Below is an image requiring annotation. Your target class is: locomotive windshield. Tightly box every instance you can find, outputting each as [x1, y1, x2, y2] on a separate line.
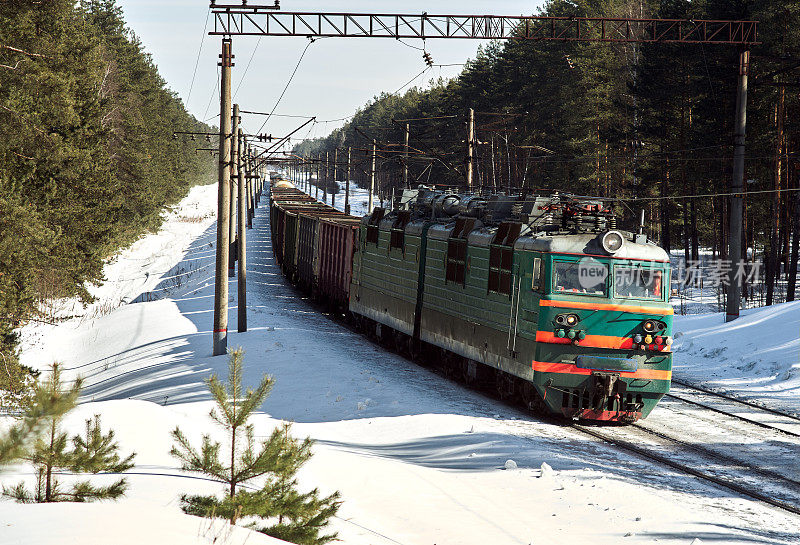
[552, 259, 608, 296]
[614, 265, 664, 300]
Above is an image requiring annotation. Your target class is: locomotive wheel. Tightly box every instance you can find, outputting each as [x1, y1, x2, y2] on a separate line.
[434, 347, 451, 374]
[496, 372, 516, 401]
[407, 338, 424, 364]
[521, 382, 548, 415]
[450, 357, 469, 383]
[393, 331, 410, 357]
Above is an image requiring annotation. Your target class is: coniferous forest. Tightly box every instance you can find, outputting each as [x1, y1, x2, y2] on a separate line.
[0, 1, 215, 401]
[295, 0, 800, 306]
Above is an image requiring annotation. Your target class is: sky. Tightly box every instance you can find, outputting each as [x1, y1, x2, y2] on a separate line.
[116, 1, 546, 148]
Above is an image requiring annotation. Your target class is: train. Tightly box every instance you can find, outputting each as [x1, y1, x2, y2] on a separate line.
[269, 181, 673, 422]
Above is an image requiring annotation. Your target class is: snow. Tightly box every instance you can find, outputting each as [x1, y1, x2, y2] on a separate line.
[3, 181, 800, 544]
[672, 301, 800, 416]
[290, 173, 378, 218]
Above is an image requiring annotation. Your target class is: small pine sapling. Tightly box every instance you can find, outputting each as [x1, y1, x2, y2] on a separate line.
[0, 365, 79, 466]
[2, 364, 135, 502]
[170, 348, 340, 545]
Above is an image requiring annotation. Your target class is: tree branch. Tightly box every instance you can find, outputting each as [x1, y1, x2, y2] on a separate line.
[1, 44, 49, 59]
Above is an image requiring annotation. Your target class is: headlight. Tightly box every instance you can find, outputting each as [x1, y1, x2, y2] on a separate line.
[642, 319, 666, 333]
[555, 313, 580, 326]
[601, 230, 625, 254]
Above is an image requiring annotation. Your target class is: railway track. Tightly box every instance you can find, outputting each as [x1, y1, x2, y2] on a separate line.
[319, 307, 800, 518]
[570, 420, 800, 516]
[274, 225, 800, 518]
[329, 310, 800, 517]
[668, 378, 800, 427]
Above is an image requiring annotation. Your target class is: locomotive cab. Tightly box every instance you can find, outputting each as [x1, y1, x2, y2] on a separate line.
[517, 232, 673, 421]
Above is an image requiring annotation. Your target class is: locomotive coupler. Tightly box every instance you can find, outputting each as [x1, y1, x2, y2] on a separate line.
[591, 372, 626, 412]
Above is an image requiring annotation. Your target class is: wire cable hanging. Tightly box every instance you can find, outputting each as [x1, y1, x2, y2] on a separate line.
[256, 38, 316, 135]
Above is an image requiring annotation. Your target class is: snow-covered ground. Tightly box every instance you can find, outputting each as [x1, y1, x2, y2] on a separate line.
[3, 181, 800, 544]
[294, 174, 378, 218]
[672, 302, 800, 417]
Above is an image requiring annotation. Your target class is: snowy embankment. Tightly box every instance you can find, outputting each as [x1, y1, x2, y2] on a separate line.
[2, 181, 799, 544]
[672, 302, 800, 416]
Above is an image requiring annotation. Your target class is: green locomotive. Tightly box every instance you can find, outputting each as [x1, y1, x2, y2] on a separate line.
[349, 189, 672, 422]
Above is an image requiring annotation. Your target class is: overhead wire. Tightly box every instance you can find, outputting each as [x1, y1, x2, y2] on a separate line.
[391, 66, 431, 96]
[202, 65, 220, 121]
[233, 36, 263, 99]
[186, 9, 210, 105]
[256, 38, 316, 135]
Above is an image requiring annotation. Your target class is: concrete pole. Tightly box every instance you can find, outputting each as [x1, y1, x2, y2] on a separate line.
[726, 49, 749, 322]
[323, 151, 329, 204]
[367, 140, 378, 214]
[332, 148, 338, 207]
[403, 123, 410, 188]
[252, 157, 258, 209]
[467, 108, 475, 191]
[345, 146, 351, 215]
[315, 154, 320, 200]
[369, 140, 376, 213]
[247, 143, 253, 228]
[229, 103, 240, 277]
[237, 128, 247, 332]
[254, 154, 260, 205]
[213, 38, 233, 357]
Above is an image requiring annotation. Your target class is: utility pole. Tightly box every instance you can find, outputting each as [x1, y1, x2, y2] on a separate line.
[246, 142, 253, 229]
[403, 123, 410, 188]
[466, 108, 475, 191]
[237, 127, 247, 332]
[255, 155, 261, 205]
[315, 153, 320, 200]
[213, 37, 233, 357]
[323, 151, 329, 204]
[332, 148, 338, 207]
[345, 146, 351, 215]
[369, 140, 376, 213]
[252, 156, 258, 210]
[726, 49, 750, 322]
[229, 103, 240, 278]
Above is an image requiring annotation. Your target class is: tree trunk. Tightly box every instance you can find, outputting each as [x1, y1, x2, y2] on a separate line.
[767, 87, 785, 305]
[45, 419, 55, 502]
[661, 155, 671, 252]
[787, 189, 799, 302]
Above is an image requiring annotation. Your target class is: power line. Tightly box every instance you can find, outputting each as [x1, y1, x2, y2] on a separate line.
[615, 187, 800, 202]
[397, 38, 424, 51]
[202, 65, 220, 122]
[256, 39, 315, 135]
[233, 36, 263, 99]
[392, 66, 431, 96]
[241, 111, 313, 119]
[186, 9, 210, 105]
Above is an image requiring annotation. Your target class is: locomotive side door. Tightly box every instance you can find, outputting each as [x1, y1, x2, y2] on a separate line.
[515, 250, 543, 338]
[507, 249, 542, 355]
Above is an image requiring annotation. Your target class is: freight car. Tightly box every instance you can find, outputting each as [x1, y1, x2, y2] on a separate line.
[269, 183, 672, 422]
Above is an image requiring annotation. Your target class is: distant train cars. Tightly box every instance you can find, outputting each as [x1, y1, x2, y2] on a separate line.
[269, 181, 672, 422]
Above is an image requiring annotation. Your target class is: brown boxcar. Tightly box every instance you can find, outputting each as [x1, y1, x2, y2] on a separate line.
[297, 214, 319, 292]
[289, 209, 345, 286]
[317, 216, 362, 310]
[276, 202, 343, 281]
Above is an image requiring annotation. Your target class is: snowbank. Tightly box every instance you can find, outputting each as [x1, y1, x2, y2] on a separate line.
[3, 182, 798, 545]
[673, 301, 800, 416]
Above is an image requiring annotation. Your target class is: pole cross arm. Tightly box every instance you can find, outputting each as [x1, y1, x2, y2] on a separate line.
[209, 8, 759, 45]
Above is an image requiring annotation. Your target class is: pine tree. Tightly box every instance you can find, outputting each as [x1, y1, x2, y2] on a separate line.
[2, 364, 135, 502]
[170, 348, 340, 545]
[0, 364, 79, 466]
